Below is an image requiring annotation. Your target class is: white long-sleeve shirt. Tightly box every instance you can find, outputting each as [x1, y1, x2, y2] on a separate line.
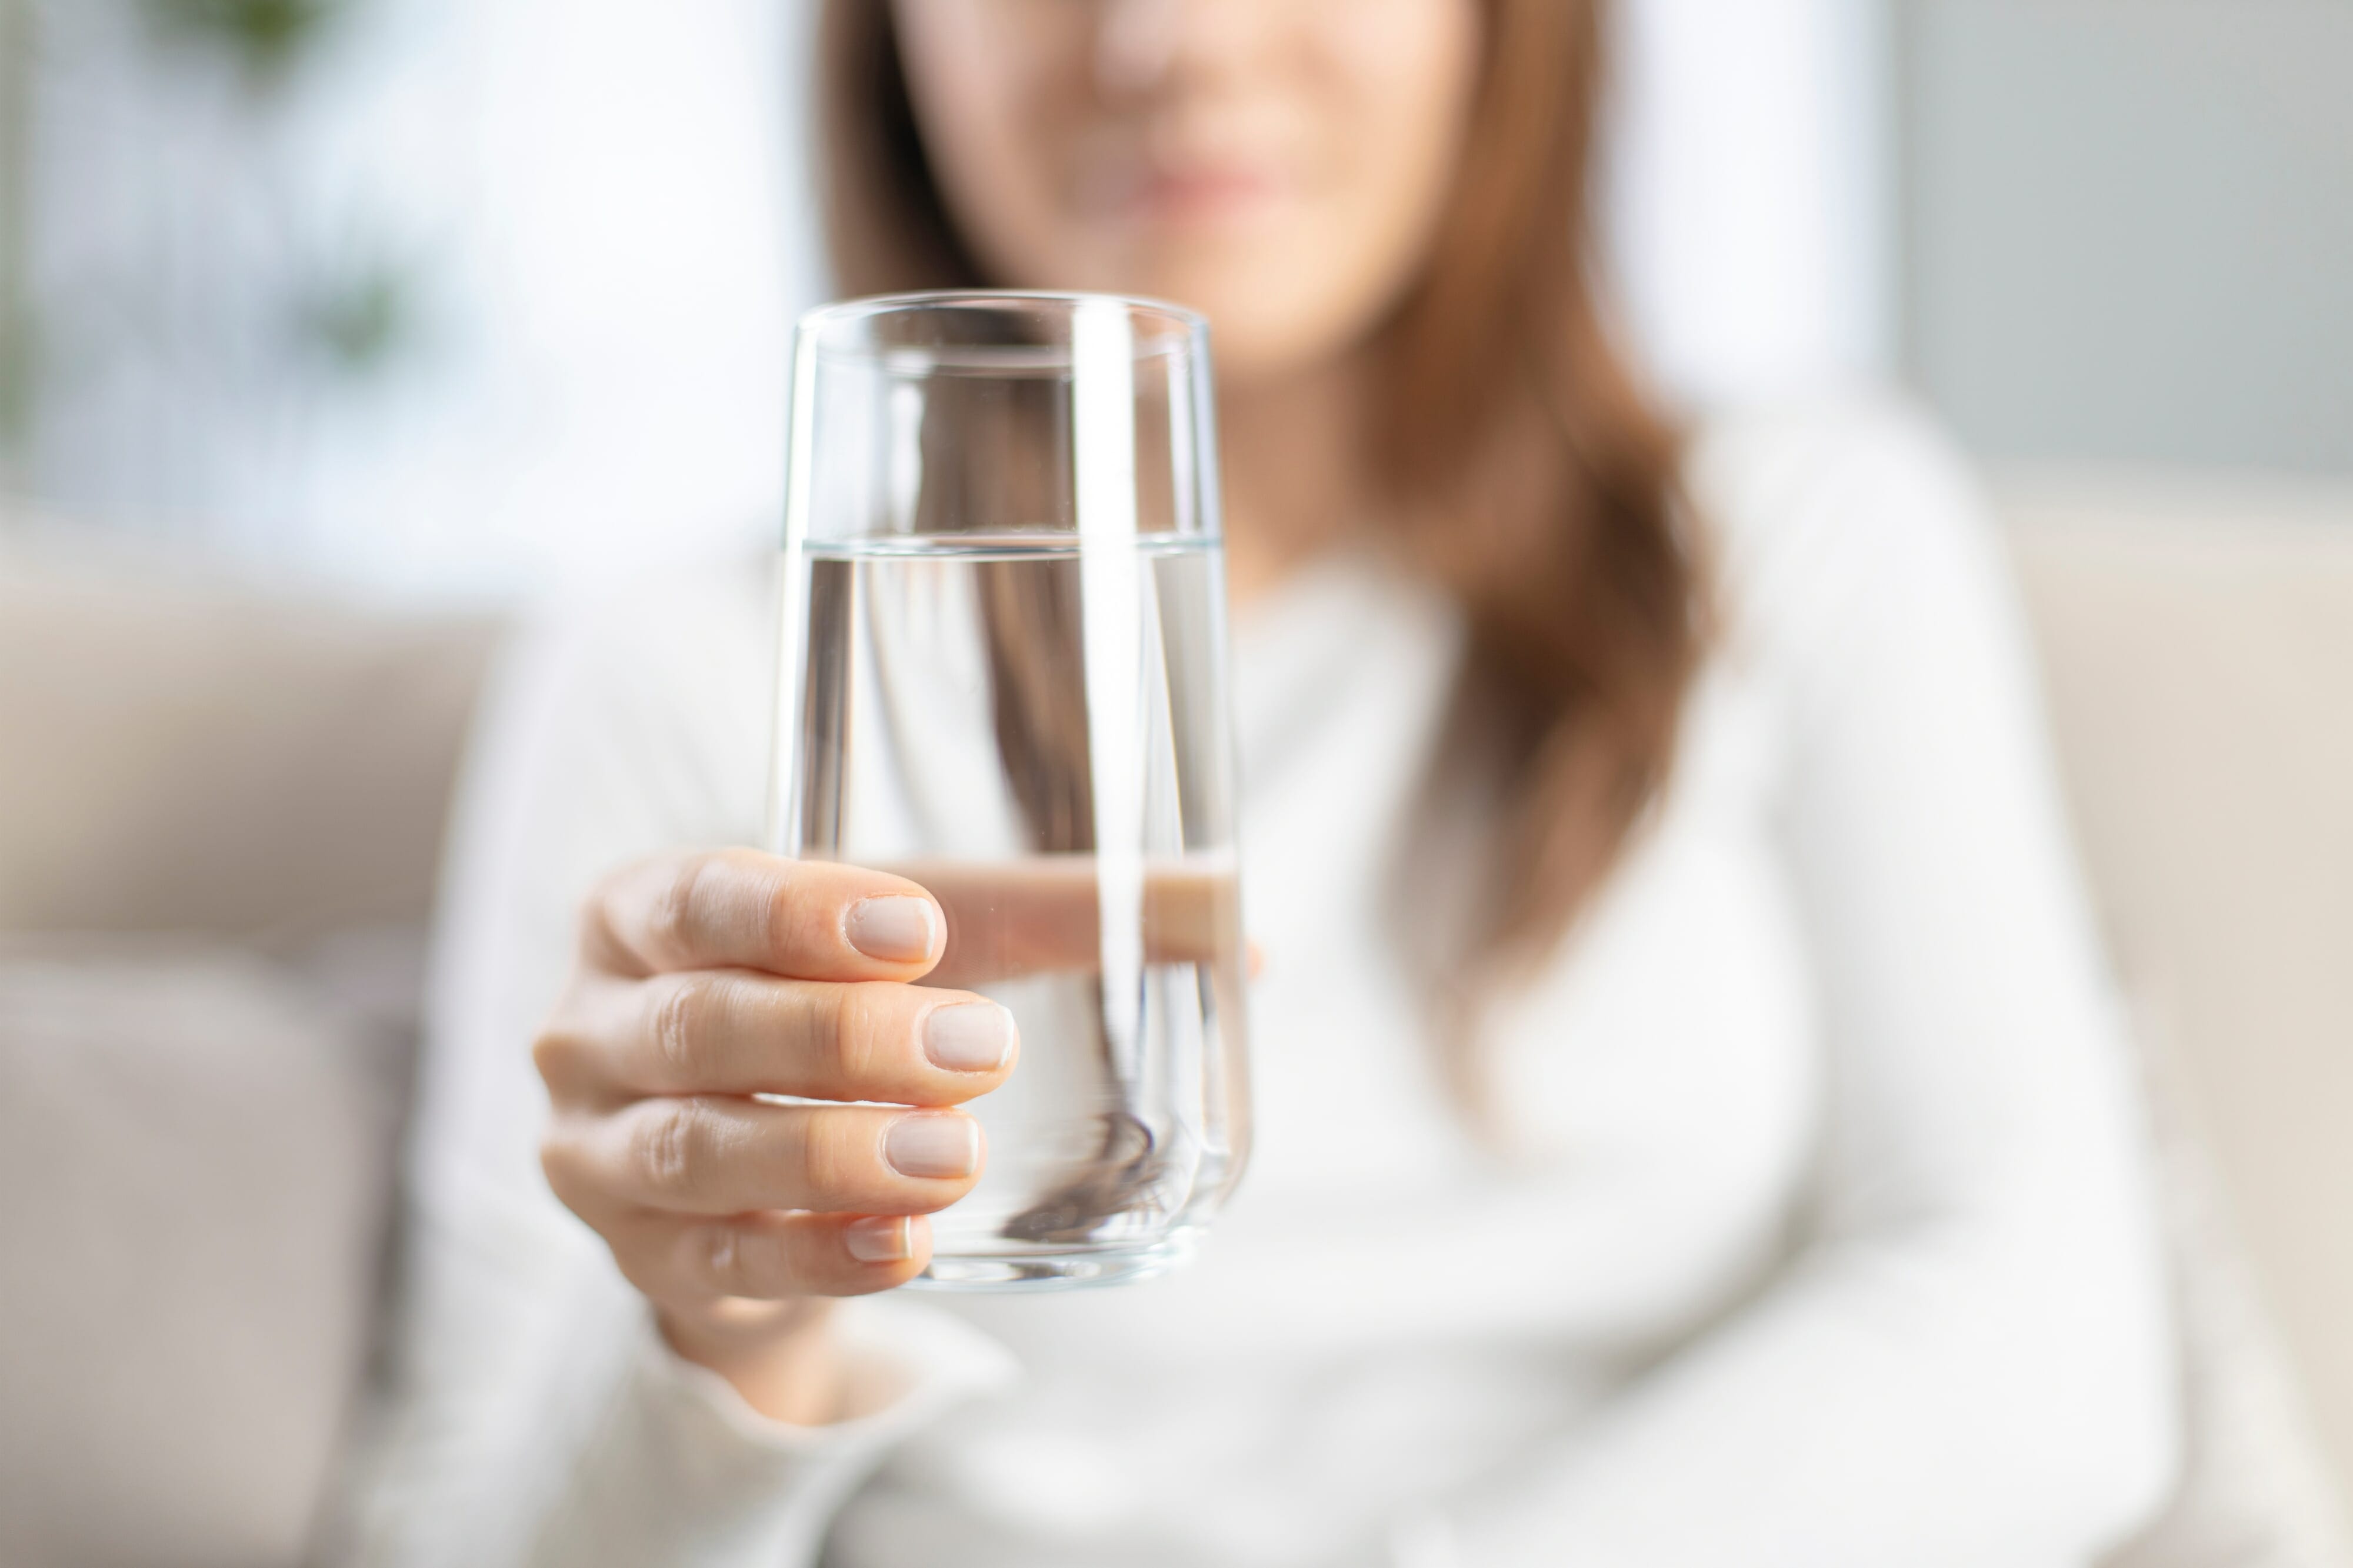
[350, 397, 2178, 1567]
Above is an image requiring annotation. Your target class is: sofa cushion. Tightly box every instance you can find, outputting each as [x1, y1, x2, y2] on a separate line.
[0, 525, 496, 936]
[2102, 1027, 2353, 1567]
[2007, 481, 2353, 1512]
[0, 937, 412, 1568]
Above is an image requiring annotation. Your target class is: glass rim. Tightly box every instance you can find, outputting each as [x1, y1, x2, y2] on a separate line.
[785, 287, 1222, 547]
[796, 288, 1209, 362]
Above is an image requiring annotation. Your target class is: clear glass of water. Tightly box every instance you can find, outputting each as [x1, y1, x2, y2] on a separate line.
[768, 291, 1251, 1290]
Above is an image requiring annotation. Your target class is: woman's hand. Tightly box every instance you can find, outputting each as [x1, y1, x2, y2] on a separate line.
[532, 848, 1017, 1424]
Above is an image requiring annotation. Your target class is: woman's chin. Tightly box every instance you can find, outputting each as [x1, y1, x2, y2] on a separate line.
[1109, 274, 1362, 381]
[1004, 231, 1381, 381]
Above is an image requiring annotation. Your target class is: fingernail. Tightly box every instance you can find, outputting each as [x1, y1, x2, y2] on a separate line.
[844, 1216, 914, 1264]
[924, 1001, 1015, 1073]
[885, 1115, 979, 1179]
[845, 896, 937, 963]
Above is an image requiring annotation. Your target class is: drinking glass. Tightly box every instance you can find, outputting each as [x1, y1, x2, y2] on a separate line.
[768, 291, 1251, 1290]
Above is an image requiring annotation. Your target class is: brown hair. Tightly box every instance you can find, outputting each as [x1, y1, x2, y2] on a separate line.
[816, 0, 1705, 1102]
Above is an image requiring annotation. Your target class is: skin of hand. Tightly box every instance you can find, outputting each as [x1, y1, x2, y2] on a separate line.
[533, 849, 1019, 1423]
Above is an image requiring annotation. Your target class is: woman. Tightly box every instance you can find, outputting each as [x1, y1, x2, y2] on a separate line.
[358, 2, 2177, 1563]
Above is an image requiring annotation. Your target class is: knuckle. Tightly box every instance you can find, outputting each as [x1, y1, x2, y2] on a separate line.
[648, 976, 713, 1086]
[539, 1125, 599, 1215]
[702, 1222, 792, 1299]
[581, 860, 658, 973]
[608, 1235, 673, 1300]
[531, 1005, 599, 1097]
[646, 855, 716, 961]
[759, 866, 806, 968]
[814, 986, 865, 1086]
[529, 1025, 571, 1087]
[537, 1135, 578, 1203]
[698, 1223, 751, 1297]
[635, 1102, 705, 1200]
[576, 875, 621, 950]
[796, 1115, 866, 1206]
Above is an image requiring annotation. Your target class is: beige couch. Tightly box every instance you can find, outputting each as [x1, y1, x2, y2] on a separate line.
[1, 482, 2348, 1565]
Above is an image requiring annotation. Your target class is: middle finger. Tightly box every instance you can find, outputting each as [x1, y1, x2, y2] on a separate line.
[550, 1097, 987, 1219]
[544, 971, 1018, 1107]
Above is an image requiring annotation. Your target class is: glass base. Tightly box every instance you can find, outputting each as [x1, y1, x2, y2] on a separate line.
[902, 1233, 1198, 1293]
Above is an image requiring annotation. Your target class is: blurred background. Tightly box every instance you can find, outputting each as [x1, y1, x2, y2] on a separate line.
[1, 3, 2349, 1564]
[4, 0, 2340, 594]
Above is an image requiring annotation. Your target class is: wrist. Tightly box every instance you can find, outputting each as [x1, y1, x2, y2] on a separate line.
[657, 1296, 847, 1426]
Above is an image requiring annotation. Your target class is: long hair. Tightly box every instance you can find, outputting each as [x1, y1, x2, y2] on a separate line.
[816, 0, 1705, 1107]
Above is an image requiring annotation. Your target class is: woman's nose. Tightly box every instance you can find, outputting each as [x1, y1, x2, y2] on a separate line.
[1094, 0, 1261, 99]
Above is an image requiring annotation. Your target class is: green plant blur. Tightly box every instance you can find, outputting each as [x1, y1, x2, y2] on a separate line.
[141, 0, 352, 86]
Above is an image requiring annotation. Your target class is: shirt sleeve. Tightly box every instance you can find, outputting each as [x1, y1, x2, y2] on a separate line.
[340, 575, 1015, 1568]
[524, 1302, 1016, 1568]
[1435, 401, 2181, 1567]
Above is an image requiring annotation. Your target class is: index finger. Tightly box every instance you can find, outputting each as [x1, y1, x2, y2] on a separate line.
[587, 848, 945, 982]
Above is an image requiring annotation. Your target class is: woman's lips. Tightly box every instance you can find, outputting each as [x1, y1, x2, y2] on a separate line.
[1139, 168, 1287, 221]
[1084, 162, 1292, 226]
